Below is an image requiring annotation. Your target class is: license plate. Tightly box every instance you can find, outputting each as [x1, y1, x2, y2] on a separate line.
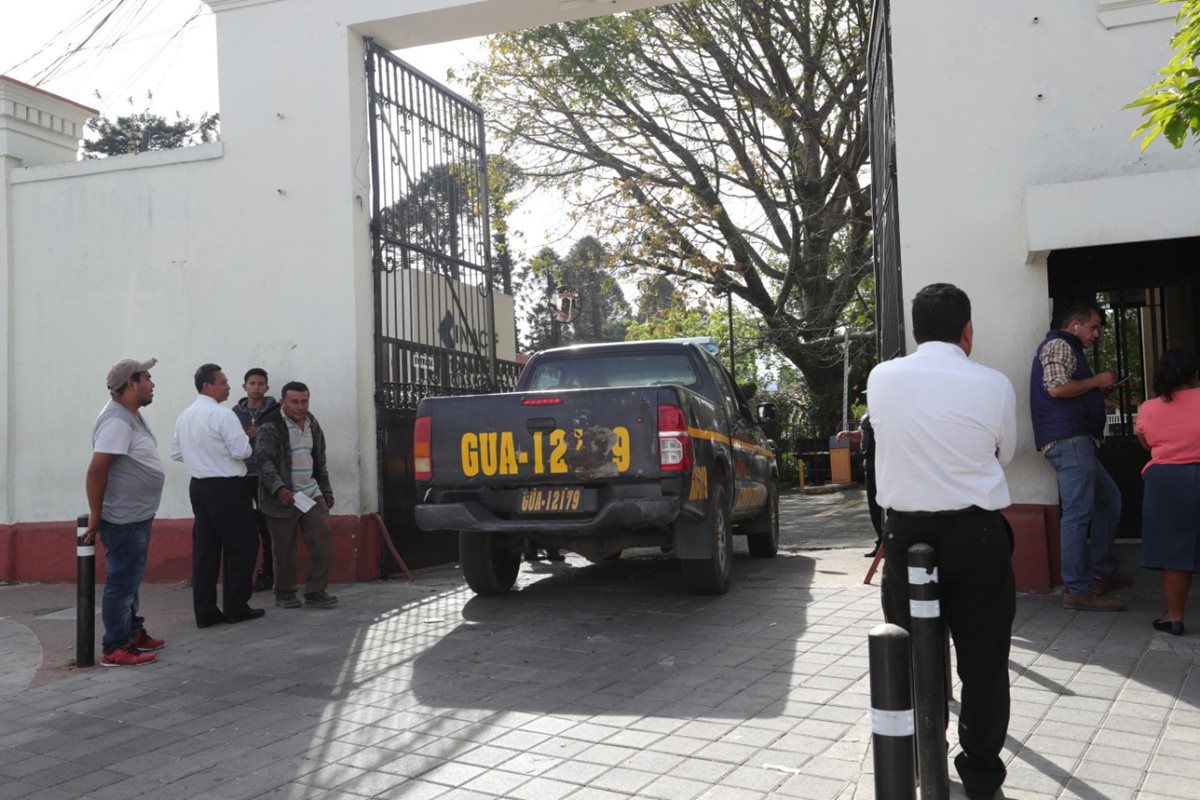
[519, 487, 583, 513]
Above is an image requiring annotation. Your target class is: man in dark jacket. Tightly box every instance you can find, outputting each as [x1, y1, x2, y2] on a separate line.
[232, 368, 279, 592]
[254, 381, 337, 609]
[1030, 300, 1125, 612]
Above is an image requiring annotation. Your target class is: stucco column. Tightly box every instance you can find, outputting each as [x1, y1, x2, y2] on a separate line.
[0, 151, 14, 523]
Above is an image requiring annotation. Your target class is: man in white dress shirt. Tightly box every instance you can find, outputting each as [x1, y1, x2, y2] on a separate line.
[172, 363, 264, 627]
[868, 283, 1017, 800]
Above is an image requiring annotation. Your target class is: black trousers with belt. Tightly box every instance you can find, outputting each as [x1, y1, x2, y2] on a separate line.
[189, 476, 258, 625]
[881, 506, 1015, 798]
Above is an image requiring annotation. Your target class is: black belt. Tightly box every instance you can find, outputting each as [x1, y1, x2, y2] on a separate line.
[889, 505, 983, 518]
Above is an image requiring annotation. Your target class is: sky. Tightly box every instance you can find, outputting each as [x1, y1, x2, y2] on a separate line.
[1, 1, 480, 120]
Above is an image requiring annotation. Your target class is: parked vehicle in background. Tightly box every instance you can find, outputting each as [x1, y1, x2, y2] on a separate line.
[414, 340, 779, 596]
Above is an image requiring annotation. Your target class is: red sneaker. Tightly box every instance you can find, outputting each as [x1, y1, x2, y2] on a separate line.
[100, 643, 157, 667]
[130, 629, 165, 652]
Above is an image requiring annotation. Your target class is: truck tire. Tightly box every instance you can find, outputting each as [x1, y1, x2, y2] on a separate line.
[746, 480, 780, 558]
[459, 532, 520, 595]
[681, 481, 733, 595]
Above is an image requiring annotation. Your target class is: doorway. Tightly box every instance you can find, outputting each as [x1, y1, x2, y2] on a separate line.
[1047, 235, 1200, 537]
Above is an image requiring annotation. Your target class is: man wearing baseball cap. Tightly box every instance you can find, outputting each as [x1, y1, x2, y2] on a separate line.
[84, 358, 167, 667]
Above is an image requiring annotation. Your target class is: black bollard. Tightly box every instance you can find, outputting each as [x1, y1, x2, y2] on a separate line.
[76, 514, 95, 668]
[908, 544, 948, 800]
[869, 623, 916, 800]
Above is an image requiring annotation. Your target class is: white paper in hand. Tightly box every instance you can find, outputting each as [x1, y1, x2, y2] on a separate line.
[293, 492, 317, 513]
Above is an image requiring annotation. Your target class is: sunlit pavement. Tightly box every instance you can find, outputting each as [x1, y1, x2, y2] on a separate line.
[0, 491, 1196, 800]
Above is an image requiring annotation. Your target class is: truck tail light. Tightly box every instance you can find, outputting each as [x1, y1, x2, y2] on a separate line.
[414, 416, 432, 480]
[657, 404, 692, 472]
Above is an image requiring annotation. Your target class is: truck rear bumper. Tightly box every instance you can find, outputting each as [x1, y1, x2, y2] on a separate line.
[415, 497, 680, 534]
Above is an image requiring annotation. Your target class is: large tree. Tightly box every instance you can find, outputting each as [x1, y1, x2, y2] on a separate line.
[471, 0, 872, 429]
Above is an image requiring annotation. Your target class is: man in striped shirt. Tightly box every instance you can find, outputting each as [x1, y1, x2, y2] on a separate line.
[253, 381, 337, 609]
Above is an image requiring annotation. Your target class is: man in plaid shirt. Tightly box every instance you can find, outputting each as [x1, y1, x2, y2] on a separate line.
[1029, 301, 1126, 611]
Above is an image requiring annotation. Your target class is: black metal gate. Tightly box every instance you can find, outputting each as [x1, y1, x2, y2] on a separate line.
[868, 0, 905, 362]
[365, 40, 520, 572]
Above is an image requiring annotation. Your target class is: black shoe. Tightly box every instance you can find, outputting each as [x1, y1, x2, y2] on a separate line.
[545, 550, 565, 562]
[864, 546, 880, 558]
[1153, 618, 1185, 636]
[196, 612, 229, 629]
[227, 608, 266, 623]
[253, 573, 274, 592]
[524, 550, 543, 563]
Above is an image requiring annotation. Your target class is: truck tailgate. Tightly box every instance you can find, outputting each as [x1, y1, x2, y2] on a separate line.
[420, 387, 662, 487]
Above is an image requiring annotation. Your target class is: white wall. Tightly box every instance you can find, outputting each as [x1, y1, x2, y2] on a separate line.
[888, 0, 1200, 504]
[1, 0, 674, 524]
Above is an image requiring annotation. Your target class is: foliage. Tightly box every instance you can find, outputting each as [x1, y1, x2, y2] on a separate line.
[635, 273, 679, 322]
[624, 293, 767, 386]
[83, 106, 219, 158]
[1127, 0, 1200, 149]
[557, 237, 632, 344]
[513, 237, 632, 352]
[488, 155, 523, 293]
[514, 247, 563, 353]
[471, 0, 874, 431]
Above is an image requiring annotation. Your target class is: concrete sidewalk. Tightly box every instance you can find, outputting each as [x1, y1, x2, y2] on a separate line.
[1, 498, 1197, 799]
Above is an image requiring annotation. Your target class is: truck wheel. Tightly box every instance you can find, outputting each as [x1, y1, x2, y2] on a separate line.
[747, 480, 780, 558]
[459, 532, 520, 595]
[682, 481, 732, 595]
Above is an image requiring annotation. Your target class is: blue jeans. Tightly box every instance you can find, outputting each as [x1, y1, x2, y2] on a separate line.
[1045, 436, 1121, 595]
[99, 518, 153, 654]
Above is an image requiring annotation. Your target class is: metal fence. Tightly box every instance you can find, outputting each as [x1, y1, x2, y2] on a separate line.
[869, 0, 905, 362]
[365, 40, 519, 570]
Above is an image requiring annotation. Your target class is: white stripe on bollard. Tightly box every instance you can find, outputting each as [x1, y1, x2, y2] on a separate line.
[910, 598, 940, 618]
[871, 707, 915, 737]
[77, 546, 96, 557]
[907, 566, 938, 585]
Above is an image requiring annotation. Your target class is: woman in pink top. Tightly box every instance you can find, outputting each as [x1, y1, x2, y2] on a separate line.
[1136, 348, 1200, 636]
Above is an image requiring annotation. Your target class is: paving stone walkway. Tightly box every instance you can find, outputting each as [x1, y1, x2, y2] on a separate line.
[0, 490, 1197, 799]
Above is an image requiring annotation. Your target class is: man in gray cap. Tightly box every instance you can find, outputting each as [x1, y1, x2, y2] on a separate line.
[84, 358, 167, 667]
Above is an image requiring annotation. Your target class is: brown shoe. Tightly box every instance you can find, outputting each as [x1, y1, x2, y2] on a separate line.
[1092, 573, 1134, 594]
[1062, 590, 1124, 611]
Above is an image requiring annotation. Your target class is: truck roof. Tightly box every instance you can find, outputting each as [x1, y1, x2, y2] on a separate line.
[532, 339, 710, 359]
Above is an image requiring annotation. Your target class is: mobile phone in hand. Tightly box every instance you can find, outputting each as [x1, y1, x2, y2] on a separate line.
[1114, 374, 1132, 387]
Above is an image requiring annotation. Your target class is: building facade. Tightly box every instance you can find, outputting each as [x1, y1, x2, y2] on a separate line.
[874, 0, 1200, 589]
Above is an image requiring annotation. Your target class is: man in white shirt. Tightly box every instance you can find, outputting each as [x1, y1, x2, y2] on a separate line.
[171, 363, 264, 627]
[868, 283, 1017, 800]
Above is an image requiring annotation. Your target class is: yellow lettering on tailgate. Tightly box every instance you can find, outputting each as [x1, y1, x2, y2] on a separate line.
[689, 466, 709, 501]
[499, 432, 518, 476]
[532, 431, 545, 474]
[461, 433, 479, 477]
[612, 426, 631, 472]
[479, 432, 499, 477]
[549, 430, 568, 474]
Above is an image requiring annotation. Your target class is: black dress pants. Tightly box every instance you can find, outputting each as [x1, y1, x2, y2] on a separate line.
[189, 477, 258, 625]
[881, 507, 1015, 798]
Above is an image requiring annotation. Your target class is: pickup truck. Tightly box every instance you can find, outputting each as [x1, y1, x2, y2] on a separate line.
[413, 339, 779, 596]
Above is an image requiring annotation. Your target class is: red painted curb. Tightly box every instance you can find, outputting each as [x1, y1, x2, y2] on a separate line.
[0, 516, 381, 584]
